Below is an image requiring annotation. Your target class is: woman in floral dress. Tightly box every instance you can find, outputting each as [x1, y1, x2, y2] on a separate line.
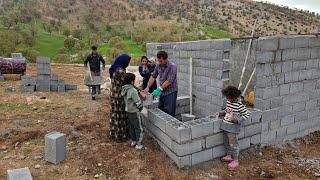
[109, 54, 131, 142]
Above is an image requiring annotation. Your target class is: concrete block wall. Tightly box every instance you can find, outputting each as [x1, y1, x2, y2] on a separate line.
[143, 96, 263, 168]
[145, 35, 320, 168]
[147, 40, 231, 117]
[254, 35, 320, 145]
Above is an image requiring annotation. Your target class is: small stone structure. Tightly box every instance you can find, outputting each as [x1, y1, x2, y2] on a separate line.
[145, 35, 320, 168]
[19, 57, 77, 93]
[45, 132, 67, 164]
[7, 167, 33, 180]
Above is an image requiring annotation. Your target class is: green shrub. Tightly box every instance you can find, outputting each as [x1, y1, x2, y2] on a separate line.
[16, 48, 39, 63]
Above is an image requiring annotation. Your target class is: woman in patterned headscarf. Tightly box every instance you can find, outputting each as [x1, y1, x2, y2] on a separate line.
[109, 54, 131, 142]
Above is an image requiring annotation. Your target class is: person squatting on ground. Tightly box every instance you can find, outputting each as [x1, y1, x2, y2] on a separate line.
[121, 73, 144, 150]
[84, 46, 106, 100]
[138, 56, 157, 93]
[214, 86, 250, 169]
[143, 51, 178, 117]
[109, 54, 131, 142]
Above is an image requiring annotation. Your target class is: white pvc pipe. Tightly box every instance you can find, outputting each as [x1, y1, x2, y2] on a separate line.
[238, 20, 257, 89]
[189, 57, 193, 115]
[242, 66, 256, 97]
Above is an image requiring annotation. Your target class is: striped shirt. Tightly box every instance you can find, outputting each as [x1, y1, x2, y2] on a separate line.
[220, 101, 250, 133]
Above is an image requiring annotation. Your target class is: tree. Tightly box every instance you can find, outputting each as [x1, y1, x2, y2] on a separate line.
[106, 36, 127, 62]
[0, 31, 19, 56]
[88, 33, 100, 47]
[64, 36, 76, 51]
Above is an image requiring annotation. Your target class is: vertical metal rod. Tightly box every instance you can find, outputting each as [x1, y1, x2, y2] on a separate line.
[189, 57, 193, 115]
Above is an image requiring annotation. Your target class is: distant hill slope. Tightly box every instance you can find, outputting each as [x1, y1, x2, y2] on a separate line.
[1, 0, 318, 37]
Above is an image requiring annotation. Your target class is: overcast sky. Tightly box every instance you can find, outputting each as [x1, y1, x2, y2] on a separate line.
[253, 0, 320, 14]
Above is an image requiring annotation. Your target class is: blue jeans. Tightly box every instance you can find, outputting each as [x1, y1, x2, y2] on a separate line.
[158, 91, 177, 117]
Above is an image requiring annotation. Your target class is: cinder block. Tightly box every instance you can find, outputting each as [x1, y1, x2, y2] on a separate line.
[191, 148, 213, 166]
[45, 132, 66, 164]
[257, 37, 279, 51]
[7, 167, 33, 180]
[306, 59, 319, 69]
[250, 109, 262, 123]
[51, 74, 59, 81]
[281, 61, 293, 73]
[206, 133, 223, 148]
[294, 37, 310, 48]
[283, 94, 309, 105]
[270, 119, 281, 129]
[306, 100, 318, 110]
[256, 76, 272, 88]
[58, 80, 66, 93]
[309, 37, 320, 47]
[212, 145, 226, 158]
[261, 109, 278, 122]
[294, 111, 308, 122]
[238, 128, 245, 139]
[187, 118, 214, 139]
[282, 49, 297, 61]
[292, 61, 307, 71]
[36, 56, 50, 64]
[279, 36, 295, 49]
[290, 82, 304, 94]
[299, 70, 313, 81]
[0, 76, 4, 82]
[276, 126, 287, 138]
[295, 48, 311, 60]
[256, 51, 275, 63]
[19, 85, 35, 93]
[270, 97, 283, 109]
[284, 71, 300, 83]
[36, 79, 51, 92]
[166, 122, 191, 143]
[281, 115, 294, 126]
[171, 139, 205, 156]
[286, 122, 300, 135]
[244, 123, 262, 137]
[250, 134, 261, 145]
[239, 137, 251, 150]
[261, 130, 276, 144]
[152, 134, 191, 168]
[212, 118, 222, 133]
[254, 98, 270, 111]
[278, 105, 293, 119]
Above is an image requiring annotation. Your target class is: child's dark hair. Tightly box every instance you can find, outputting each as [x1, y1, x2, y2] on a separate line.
[123, 73, 136, 85]
[157, 51, 168, 60]
[222, 86, 242, 100]
[141, 56, 148, 62]
[91, 45, 97, 51]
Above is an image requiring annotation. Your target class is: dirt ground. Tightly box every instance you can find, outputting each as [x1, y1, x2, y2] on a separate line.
[0, 64, 320, 180]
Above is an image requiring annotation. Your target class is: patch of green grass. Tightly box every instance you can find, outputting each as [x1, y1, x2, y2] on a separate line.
[202, 26, 236, 39]
[123, 39, 145, 57]
[98, 39, 145, 58]
[33, 32, 65, 59]
[0, 103, 30, 109]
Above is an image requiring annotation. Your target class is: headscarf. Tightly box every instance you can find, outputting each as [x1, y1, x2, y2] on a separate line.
[109, 54, 131, 78]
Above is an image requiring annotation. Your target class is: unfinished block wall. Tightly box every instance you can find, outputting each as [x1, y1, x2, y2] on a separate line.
[147, 40, 231, 117]
[145, 35, 320, 168]
[254, 36, 320, 144]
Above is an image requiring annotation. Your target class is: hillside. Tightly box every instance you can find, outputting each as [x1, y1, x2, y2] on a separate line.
[0, 0, 319, 63]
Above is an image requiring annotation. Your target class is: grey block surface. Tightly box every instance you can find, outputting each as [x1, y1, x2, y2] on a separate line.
[0, 76, 5, 82]
[7, 167, 33, 180]
[45, 132, 66, 164]
[65, 84, 77, 91]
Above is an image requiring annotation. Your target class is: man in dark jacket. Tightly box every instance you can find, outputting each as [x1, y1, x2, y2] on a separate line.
[84, 46, 105, 100]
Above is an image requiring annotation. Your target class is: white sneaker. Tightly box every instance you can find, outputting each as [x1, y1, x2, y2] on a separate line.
[131, 141, 137, 147]
[135, 144, 144, 150]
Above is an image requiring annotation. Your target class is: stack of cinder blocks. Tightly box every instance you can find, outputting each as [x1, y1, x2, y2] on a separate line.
[147, 39, 231, 117]
[143, 96, 262, 168]
[254, 36, 320, 145]
[18, 57, 77, 93]
[36, 57, 51, 92]
[7, 167, 33, 180]
[19, 75, 36, 93]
